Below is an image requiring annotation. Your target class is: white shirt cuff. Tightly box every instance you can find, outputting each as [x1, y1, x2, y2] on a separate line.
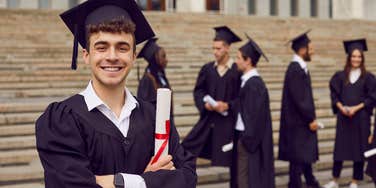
[120, 173, 147, 188]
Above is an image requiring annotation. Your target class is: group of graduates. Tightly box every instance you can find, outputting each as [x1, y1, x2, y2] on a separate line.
[137, 23, 376, 188]
[34, 0, 376, 188]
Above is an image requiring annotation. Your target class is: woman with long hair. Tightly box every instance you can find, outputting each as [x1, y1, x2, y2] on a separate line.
[324, 39, 376, 188]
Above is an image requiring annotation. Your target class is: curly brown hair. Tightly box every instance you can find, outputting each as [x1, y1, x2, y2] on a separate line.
[86, 16, 136, 53]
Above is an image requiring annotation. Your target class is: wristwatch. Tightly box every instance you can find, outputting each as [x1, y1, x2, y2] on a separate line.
[114, 173, 124, 188]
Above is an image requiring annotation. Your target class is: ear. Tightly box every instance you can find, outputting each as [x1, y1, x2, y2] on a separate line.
[83, 49, 90, 65]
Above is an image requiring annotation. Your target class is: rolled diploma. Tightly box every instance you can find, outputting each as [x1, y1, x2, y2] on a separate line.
[154, 88, 171, 160]
[203, 95, 228, 116]
[364, 148, 376, 158]
[317, 121, 325, 129]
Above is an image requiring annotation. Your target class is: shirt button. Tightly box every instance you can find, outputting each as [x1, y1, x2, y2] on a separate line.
[123, 139, 130, 145]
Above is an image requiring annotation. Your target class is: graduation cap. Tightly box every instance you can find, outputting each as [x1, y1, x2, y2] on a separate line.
[288, 29, 311, 52]
[137, 38, 161, 63]
[239, 33, 269, 65]
[60, 0, 155, 70]
[343, 38, 368, 54]
[213, 26, 242, 45]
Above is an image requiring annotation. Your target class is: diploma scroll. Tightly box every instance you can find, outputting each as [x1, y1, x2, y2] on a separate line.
[152, 88, 171, 164]
[203, 95, 228, 116]
[364, 148, 376, 158]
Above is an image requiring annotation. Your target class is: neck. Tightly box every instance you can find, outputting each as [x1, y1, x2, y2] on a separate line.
[91, 79, 125, 117]
[218, 54, 230, 65]
[351, 67, 360, 71]
[243, 66, 254, 74]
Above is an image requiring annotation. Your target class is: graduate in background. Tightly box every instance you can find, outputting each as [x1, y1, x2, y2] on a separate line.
[35, 1, 197, 188]
[365, 115, 376, 186]
[137, 38, 171, 103]
[278, 30, 321, 188]
[231, 34, 275, 188]
[182, 26, 241, 168]
[324, 39, 376, 188]
[136, 38, 175, 126]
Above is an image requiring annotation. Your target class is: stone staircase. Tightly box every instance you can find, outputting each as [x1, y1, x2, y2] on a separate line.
[0, 9, 375, 187]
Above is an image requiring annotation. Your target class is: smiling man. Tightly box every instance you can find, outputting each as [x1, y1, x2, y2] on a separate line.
[35, 0, 196, 188]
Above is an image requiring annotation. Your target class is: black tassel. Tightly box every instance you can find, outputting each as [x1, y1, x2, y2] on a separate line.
[71, 24, 78, 70]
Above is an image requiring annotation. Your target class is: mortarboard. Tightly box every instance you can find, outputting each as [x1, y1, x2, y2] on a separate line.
[213, 26, 242, 45]
[343, 38, 367, 54]
[60, 0, 155, 69]
[239, 33, 268, 65]
[288, 29, 311, 52]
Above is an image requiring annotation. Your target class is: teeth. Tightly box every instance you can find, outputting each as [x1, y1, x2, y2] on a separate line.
[103, 67, 121, 72]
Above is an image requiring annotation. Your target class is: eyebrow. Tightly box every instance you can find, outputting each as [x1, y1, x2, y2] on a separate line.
[93, 41, 131, 47]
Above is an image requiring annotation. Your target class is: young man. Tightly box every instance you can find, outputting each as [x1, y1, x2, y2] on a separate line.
[35, 1, 197, 188]
[232, 35, 275, 188]
[278, 30, 321, 188]
[182, 26, 241, 169]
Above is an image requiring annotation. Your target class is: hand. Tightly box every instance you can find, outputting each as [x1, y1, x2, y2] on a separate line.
[95, 175, 115, 188]
[309, 120, 318, 132]
[347, 106, 358, 117]
[339, 106, 350, 116]
[144, 155, 175, 173]
[369, 135, 374, 144]
[214, 101, 229, 113]
[204, 102, 214, 111]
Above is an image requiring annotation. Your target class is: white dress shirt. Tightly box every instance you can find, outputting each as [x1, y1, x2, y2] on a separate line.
[350, 68, 361, 84]
[235, 69, 260, 131]
[292, 54, 308, 74]
[80, 81, 146, 188]
[214, 57, 234, 76]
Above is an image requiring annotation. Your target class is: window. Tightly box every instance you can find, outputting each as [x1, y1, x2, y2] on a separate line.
[38, 0, 51, 9]
[7, 0, 19, 8]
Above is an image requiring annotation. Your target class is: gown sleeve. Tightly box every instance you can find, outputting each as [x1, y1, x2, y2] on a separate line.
[137, 75, 157, 103]
[193, 65, 208, 114]
[329, 71, 342, 114]
[363, 73, 376, 114]
[36, 102, 101, 188]
[240, 83, 268, 153]
[286, 65, 316, 125]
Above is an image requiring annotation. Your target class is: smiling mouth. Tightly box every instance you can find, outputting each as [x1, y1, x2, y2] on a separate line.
[100, 66, 124, 72]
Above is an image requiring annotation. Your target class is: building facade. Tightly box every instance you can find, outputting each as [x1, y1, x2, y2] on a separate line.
[0, 0, 376, 20]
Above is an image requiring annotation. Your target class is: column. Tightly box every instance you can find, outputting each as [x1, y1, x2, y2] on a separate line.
[317, 0, 329, 18]
[278, 0, 290, 17]
[298, 0, 310, 17]
[256, 0, 270, 16]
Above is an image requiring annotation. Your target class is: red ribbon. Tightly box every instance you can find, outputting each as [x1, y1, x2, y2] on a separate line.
[152, 120, 170, 164]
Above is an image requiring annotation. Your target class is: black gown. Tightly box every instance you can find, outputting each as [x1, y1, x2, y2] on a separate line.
[36, 94, 196, 188]
[137, 70, 171, 103]
[329, 71, 375, 161]
[278, 62, 319, 163]
[182, 61, 241, 166]
[366, 114, 376, 180]
[232, 76, 275, 188]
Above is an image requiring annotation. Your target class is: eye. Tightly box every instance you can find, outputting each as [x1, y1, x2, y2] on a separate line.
[95, 45, 107, 52]
[119, 45, 130, 52]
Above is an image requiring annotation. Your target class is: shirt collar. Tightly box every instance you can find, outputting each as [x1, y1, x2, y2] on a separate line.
[241, 68, 259, 83]
[214, 57, 234, 68]
[80, 81, 138, 112]
[292, 54, 307, 71]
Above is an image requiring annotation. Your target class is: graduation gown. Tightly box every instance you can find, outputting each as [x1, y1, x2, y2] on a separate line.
[233, 76, 275, 188]
[278, 62, 319, 163]
[36, 94, 196, 188]
[137, 70, 175, 126]
[182, 61, 241, 166]
[329, 71, 375, 161]
[137, 71, 171, 103]
[366, 115, 376, 180]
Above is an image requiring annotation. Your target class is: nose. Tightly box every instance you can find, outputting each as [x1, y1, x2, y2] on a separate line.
[106, 47, 118, 62]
